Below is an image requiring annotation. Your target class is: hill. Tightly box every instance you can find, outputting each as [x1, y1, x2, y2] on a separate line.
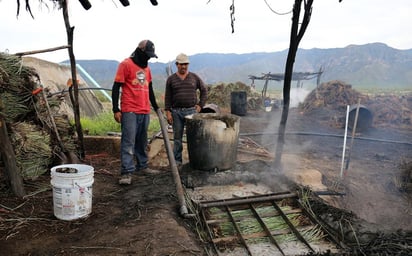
[69, 43, 412, 91]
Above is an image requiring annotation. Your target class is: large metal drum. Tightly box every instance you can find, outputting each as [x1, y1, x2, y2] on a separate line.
[185, 113, 240, 171]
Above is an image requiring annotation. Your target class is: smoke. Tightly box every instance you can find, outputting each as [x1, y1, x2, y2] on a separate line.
[290, 87, 311, 108]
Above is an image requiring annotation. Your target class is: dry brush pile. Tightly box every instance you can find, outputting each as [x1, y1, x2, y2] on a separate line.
[206, 81, 262, 111]
[301, 80, 412, 130]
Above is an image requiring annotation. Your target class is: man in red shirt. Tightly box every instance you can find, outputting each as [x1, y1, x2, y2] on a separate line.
[112, 39, 160, 185]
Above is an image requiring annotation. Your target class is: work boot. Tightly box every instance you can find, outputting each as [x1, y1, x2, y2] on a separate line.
[118, 173, 132, 185]
[140, 168, 161, 175]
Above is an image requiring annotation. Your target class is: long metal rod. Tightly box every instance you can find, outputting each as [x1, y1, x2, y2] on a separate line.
[271, 201, 315, 252]
[48, 87, 112, 97]
[345, 100, 361, 171]
[225, 205, 253, 256]
[156, 109, 193, 218]
[250, 204, 285, 256]
[340, 105, 350, 178]
[198, 192, 297, 208]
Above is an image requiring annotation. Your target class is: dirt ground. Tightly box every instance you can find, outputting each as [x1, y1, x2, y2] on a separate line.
[1, 106, 411, 255]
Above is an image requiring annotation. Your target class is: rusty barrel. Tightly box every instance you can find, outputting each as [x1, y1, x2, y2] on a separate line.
[185, 113, 240, 171]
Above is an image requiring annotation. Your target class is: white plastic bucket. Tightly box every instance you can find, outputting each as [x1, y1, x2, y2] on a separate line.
[50, 164, 94, 221]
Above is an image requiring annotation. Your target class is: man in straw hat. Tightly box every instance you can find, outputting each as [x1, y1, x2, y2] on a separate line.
[164, 53, 208, 168]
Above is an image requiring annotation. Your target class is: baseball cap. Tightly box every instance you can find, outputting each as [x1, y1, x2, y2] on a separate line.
[138, 40, 158, 58]
[176, 53, 190, 64]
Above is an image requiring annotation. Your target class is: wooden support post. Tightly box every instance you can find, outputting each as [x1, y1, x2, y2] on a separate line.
[0, 115, 26, 197]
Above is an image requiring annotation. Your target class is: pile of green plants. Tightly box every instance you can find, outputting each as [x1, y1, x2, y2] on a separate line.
[0, 53, 84, 180]
[0, 53, 54, 179]
[207, 82, 261, 110]
[208, 204, 325, 245]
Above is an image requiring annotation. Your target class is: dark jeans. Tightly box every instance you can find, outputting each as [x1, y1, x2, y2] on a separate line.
[120, 112, 150, 174]
[171, 107, 196, 164]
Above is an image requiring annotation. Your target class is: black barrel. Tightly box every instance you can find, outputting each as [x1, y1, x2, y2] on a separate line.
[231, 91, 247, 116]
[185, 113, 240, 171]
[348, 104, 373, 132]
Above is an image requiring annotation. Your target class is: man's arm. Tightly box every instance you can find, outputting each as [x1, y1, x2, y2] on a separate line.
[197, 76, 208, 108]
[164, 78, 173, 124]
[112, 81, 122, 123]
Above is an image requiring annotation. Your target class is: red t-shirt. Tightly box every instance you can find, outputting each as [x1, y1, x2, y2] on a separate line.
[114, 58, 152, 114]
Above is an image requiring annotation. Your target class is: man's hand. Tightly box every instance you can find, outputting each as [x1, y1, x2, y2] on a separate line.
[195, 105, 201, 113]
[166, 110, 173, 125]
[114, 112, 122, 123]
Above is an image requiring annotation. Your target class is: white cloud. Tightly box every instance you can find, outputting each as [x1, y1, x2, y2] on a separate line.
[0, 0, 411, 63]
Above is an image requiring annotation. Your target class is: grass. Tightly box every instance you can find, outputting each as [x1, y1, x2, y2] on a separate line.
[80, 111, 161, 137]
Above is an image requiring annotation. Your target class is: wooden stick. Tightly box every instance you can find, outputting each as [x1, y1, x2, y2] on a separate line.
[14, 45, 71, 57]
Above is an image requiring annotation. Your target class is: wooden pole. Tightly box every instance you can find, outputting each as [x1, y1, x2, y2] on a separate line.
[62, 0, 85, 159]
[14, 45, 70, 57]
[0, 113, 26, 197]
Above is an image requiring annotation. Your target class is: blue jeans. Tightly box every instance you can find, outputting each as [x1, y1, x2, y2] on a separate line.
[171, 107, 196, 164]
[120, 112, 150, 174]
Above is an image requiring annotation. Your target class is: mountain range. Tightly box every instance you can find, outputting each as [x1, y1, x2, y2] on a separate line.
[70, 43, 412, 91]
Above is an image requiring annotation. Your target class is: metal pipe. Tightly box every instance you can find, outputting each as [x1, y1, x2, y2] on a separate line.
[155, 109, 194, 218]
[313, 190, 346, 196]
[198, 192, 297, 208]
[345, 100, 361, 171]
[47, 87, 112, 97]
[75, 64, 112, 102]
[340, 105, 350, 177]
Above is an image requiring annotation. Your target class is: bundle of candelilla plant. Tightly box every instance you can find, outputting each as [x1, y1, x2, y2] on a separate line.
[1, 53, 56, 180]
[0, 53, 38, 123]
[10, 122, 53, 180]
[208, 204, 326, 244]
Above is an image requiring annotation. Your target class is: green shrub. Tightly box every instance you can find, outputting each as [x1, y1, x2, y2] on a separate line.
[80, 111, 120, 135]
[80, 111, 161, 137]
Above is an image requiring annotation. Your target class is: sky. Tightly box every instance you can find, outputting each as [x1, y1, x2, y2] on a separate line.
[0, 0, 411, 64]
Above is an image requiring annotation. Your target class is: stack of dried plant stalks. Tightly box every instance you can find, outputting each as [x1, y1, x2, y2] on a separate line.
[207, 82, 261, 111]
[0, 53, 76, 180]
[301, 80, 412, 129]
[301, 80, 368, 113]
